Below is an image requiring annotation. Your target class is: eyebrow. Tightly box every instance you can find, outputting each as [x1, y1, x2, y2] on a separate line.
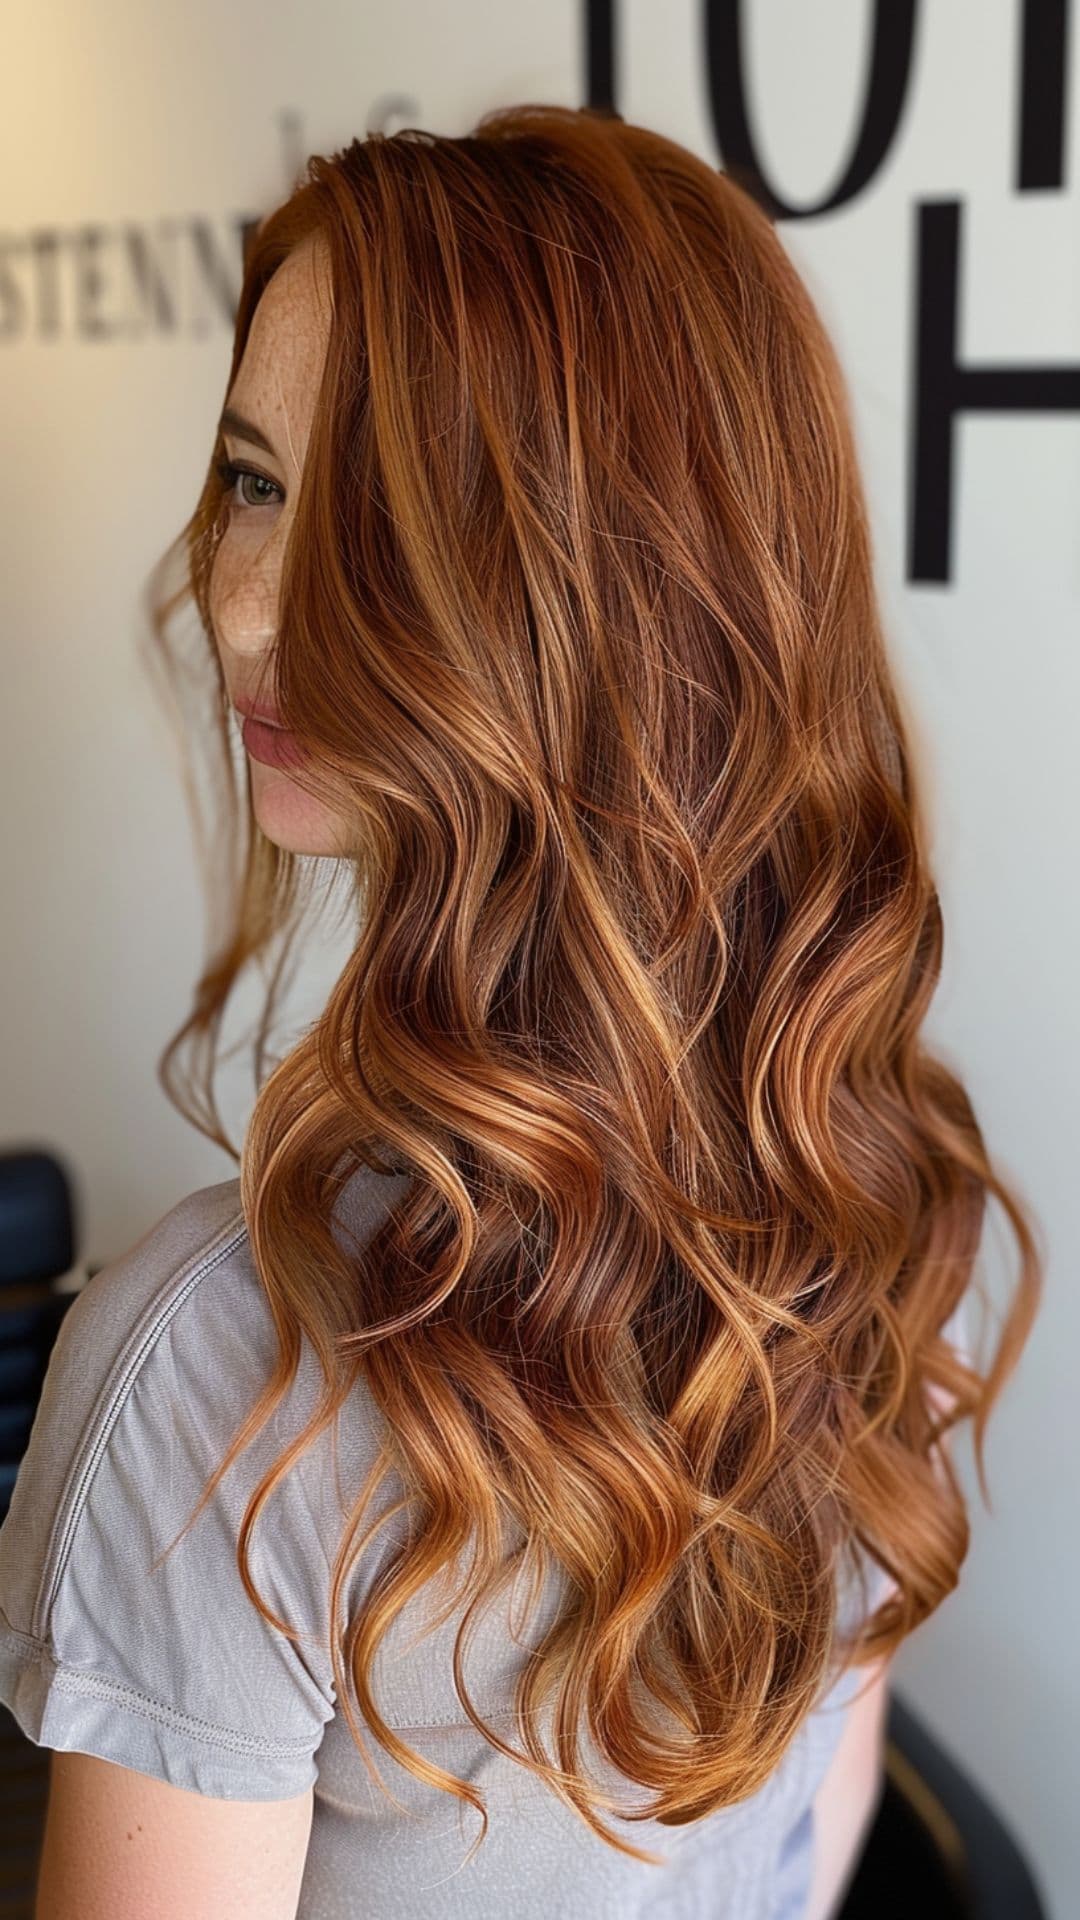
[218, 406, 278, 457]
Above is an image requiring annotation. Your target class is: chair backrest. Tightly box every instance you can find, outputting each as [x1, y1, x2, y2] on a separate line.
[0, 1149, 78, 1524]
[839, 1688, 1048, 1919]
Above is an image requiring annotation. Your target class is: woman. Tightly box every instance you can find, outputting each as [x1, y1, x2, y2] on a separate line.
[0, 105, 1041, 1918]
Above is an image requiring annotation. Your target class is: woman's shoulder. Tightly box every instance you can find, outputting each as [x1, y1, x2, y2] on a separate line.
[0, 1180, 249, 1639]
[0, 1175, 358, 1794]
[24, 1163, 413, 1520]
[34, 1159, 414, 1474]
[52, 1177, 252, 1420]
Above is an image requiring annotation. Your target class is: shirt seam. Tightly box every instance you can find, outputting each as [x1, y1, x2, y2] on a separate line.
[33, 1208, 250, 1645]
[0, 1619, 317, 1758]
[2, 1615, 529, 1740]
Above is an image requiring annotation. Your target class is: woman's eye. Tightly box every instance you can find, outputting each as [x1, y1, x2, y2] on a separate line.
[213, 457, 284, 510]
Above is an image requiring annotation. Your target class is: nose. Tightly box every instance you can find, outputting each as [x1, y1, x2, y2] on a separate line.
[209, 535, 280, 662]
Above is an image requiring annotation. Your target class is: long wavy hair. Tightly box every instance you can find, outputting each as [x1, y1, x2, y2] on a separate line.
[143, 103, 1042, 1863]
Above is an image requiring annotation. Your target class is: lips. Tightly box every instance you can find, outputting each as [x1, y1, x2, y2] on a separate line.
[240, 711, 308, 771]
[232, 693, 307, 769]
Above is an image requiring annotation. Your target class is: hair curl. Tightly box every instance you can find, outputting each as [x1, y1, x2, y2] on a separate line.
[143, 103, 1043, 1865]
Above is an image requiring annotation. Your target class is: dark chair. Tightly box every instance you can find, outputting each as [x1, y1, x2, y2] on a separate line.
[839, 1689, 1048, 1919]
[0, 1149, 79, 1525]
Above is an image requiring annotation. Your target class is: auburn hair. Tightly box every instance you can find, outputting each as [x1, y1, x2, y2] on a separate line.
[143, 103, 1042, 1864]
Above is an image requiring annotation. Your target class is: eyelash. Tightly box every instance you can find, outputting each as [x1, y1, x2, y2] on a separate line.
[213, 456, 284, 509]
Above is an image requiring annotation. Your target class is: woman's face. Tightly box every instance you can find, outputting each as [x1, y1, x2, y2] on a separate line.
[210, 230, 349, 856]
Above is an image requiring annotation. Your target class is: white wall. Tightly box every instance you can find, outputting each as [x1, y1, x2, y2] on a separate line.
[2, 2, 1075, 1910]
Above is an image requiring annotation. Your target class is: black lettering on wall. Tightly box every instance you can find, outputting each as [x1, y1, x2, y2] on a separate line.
[584, 0, 923, 202]
[0, 244, 27, 341]
[187, 219, 246, 330]
[34, 234, 64, 336]
[0, 219, 246, 342]
[909, 199, 1080, 582]
[584, 0, 617, 112]
[1017, 0, 1071, 189]
[702, 0, 920, 218]
[125, 226, 182, 333]
[73, 227, 112, 338]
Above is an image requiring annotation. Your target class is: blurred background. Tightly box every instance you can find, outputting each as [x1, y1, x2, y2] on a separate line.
[0, 2, 1075, 1912]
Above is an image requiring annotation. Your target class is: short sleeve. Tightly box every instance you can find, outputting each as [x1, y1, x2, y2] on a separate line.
[0, 1181, 341, 1800]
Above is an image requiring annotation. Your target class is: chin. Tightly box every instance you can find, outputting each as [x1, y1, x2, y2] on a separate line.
[249, 762, 351, 856]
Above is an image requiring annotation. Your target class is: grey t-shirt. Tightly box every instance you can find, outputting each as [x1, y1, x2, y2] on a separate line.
[0, 1165, 927, 1918]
